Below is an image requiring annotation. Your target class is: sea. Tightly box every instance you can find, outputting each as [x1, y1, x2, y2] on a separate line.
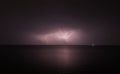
[0, 45, 120, 74]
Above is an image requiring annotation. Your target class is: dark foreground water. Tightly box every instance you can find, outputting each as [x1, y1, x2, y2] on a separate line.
[0, 45, 120, 74]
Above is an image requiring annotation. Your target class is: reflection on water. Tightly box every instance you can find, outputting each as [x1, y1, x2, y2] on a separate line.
[21, 46, 91, 71]
[40, 47, 74, 67]
[0, 45, 119, 73]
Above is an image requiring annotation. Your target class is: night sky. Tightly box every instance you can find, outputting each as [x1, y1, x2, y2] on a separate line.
[0, 0, 120, 45]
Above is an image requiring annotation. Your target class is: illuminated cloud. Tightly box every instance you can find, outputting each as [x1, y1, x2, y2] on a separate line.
[33, 29, 82, 45]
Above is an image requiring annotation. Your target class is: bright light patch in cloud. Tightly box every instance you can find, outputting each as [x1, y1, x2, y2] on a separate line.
[33, 29, 83, 45]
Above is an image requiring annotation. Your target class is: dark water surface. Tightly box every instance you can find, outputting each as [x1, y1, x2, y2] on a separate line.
[0, 45, 120, 74]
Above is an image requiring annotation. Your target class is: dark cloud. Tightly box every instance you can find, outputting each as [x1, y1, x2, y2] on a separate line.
[0, 0, 120, 45]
